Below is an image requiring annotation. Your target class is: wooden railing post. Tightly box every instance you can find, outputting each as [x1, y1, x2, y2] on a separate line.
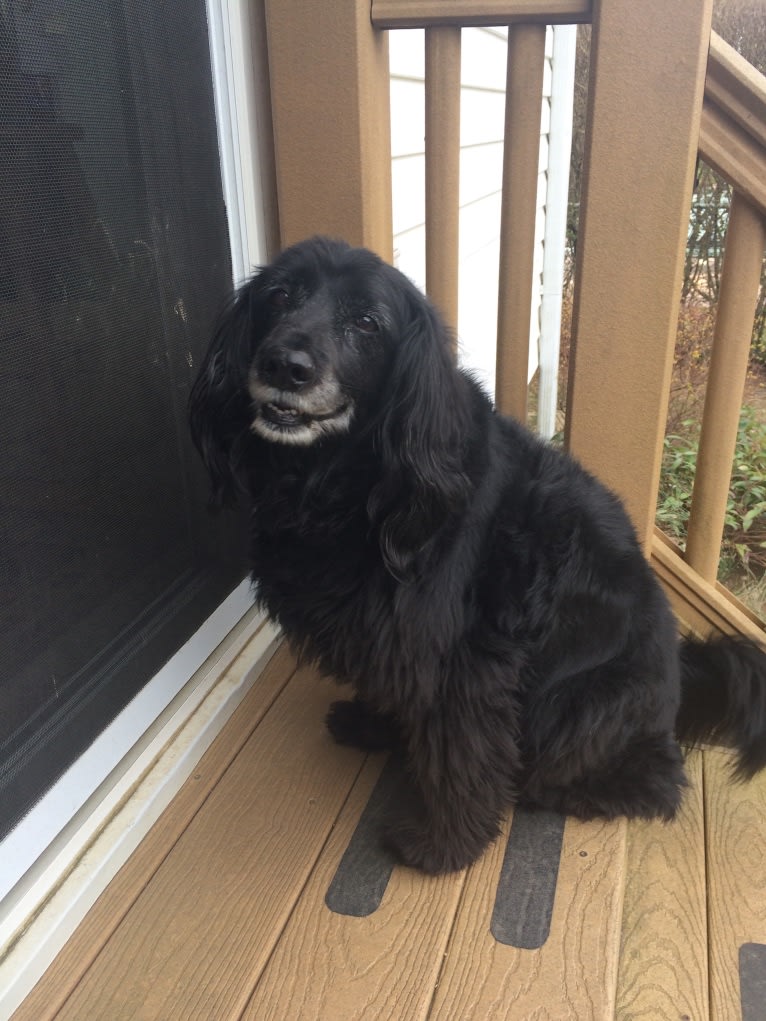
[565, 0, 713, 547]
[424, 27, 462, 335]
[264, 0, 393, 261]
[495, 24, 547, 422]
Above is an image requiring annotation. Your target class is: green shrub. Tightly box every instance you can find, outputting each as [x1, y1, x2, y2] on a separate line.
[657, 404, 766, 580]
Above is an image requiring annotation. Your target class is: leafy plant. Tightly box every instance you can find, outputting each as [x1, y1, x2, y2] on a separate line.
[657, 405, 766, 583]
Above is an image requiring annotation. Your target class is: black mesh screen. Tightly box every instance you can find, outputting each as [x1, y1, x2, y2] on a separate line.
[0, 0, 248, 838]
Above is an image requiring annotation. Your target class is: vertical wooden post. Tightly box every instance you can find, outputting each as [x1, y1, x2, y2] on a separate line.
[495, 24, 547, 421]
[565, 0, 713, 547]
[264, 0, 393, 262]
[425, 27, 462, 335]
[684, 193, 766, 581]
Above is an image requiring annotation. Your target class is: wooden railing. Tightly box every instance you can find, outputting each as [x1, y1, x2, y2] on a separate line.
[655, 32, 766, 641]
[264, 0, 766, 640]
[687, 37, 766, 581]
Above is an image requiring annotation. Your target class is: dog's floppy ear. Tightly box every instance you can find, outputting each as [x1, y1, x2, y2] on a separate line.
[370, 287, 474, 578]
[188, 285, 256, 507]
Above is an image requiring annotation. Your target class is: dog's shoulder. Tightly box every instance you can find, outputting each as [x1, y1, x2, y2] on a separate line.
[485, 410, 643, 564]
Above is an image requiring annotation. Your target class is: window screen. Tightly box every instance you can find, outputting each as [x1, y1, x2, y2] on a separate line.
[0, 0, 247, 839]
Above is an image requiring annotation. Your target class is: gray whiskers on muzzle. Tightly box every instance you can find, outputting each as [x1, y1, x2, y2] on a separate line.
[247, 372, 354, 446]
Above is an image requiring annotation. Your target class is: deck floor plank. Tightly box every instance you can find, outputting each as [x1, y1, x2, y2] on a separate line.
[241, 754, 467, 1021]
[705, 747, 766, 1021]
[10, 639, 296, 1021]
[428, 813, 627, 1020]
[50, 662, 366, 1021]
[614, 749, 709, 1021]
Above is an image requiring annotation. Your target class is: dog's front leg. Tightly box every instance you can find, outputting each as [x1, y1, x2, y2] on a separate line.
[386, 706, 518, 875]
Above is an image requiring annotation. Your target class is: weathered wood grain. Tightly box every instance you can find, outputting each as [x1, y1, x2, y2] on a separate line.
[428, 813, 627, 1020]
[50, 662, 366, 1021]
[615, 750, 708, 1021]
[241, 754, 466, 1021]
[705, 747, 766, 1021]
[11, 639, 295, 1021]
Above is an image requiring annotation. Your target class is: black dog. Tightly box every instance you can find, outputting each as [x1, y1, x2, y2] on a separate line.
[190, 236, 766, 874]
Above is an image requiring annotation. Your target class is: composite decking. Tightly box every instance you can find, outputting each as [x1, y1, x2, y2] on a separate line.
[12, 638, 766, 1020]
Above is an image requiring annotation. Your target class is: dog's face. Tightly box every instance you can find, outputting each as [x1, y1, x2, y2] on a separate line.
[244, 238, 403, 446]
[190, 236, 470, 558]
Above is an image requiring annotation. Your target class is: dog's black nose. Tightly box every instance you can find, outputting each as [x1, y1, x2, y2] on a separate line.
[259, 347, 316, 391]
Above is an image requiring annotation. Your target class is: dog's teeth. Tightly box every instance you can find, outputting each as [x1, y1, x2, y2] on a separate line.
[263, 403, 302, 426]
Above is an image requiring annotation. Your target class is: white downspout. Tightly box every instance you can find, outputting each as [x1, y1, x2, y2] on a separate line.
[537, 25, 577, 439]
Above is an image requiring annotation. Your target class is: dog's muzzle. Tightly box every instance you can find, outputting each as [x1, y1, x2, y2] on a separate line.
[248, 369, 353, 446]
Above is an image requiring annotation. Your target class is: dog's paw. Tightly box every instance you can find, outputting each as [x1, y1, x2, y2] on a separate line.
[384, 823, 480, 875]
[325, 699, 399, 751]
[325, 700, 363, 745]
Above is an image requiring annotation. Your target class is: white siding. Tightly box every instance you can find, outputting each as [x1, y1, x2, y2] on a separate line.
[389, 25, 573, 413]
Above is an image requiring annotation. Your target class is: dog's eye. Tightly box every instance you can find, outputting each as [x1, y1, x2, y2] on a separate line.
[269, 288, 289, 309]
[355, 314, 379, 334]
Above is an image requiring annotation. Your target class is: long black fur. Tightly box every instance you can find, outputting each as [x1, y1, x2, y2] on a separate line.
[190, 236, 766, 874]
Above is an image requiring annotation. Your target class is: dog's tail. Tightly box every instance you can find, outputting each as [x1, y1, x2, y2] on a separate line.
[676, 634, 766, 778]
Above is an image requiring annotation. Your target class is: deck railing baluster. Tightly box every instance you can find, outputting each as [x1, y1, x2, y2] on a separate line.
[495, 24, 547, 421]
[424, 26, 462, 337]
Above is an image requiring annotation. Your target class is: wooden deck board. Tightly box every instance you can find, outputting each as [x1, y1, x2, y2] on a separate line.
[705, 747, 766, 1021]
[615, 750, 709, 1021]
[429, 814, 627, 1020]
[10, 640, 296, 1021]
[47, 659, 367, 1021]
[241, 754, 466, 1020]
[13, 642, 766, 1021]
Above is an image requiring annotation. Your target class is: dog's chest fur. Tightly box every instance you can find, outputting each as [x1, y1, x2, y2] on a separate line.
[246, 444, 393, 671]
[245, 436, 505, 701]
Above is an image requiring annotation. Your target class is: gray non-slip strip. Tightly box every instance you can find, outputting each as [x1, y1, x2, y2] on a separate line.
[325, 753, 402, 917]
[740, 942, 766, 1021]
[327, 753, 566, 944]
[490, 808, 566, 949]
